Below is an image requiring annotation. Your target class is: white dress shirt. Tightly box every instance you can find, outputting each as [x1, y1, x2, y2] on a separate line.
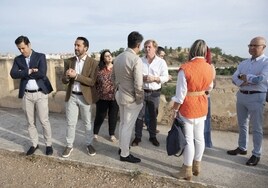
[25, 55, 39, 90]
[142, 55, 169, 90]
[72, 55, 87, 92]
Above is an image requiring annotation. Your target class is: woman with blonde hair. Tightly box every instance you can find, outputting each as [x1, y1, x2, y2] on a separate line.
[171, 39, 214, 180]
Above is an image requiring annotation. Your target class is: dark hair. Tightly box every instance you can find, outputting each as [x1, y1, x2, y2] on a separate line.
[76, 36, 89, 48]
[15, 35, 30, 45]
[127, 31, 143, 48]
[99, 49, 112, 70]
[157, 46, 165, 54]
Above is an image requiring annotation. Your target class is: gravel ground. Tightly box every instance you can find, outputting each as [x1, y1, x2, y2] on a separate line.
[0, 149, 214, 188]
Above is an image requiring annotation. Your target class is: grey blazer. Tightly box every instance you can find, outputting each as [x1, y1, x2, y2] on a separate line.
[112, 48, 144, 105]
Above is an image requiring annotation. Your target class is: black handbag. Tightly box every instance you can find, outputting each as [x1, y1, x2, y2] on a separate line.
[166, 117, 187, 156]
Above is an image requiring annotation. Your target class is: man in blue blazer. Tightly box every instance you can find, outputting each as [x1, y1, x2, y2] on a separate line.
[10, 36, 53, 156]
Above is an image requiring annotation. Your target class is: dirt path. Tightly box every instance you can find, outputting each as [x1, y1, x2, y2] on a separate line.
[0, 150, 210, 188]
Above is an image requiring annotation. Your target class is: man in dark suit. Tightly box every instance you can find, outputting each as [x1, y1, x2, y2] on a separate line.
[10, 35, 53, 156]
[61, 37, 99, 158]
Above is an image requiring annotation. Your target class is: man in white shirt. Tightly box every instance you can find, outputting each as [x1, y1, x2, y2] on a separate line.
[61, 37, 99, 158]
[132, 40, 169, 147]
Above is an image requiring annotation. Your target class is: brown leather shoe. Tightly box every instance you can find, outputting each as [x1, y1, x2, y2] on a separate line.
[131, 137, 141, 146]
[227, 147, 247, 155]
[192, 160, 201, 176]
[171, 164, 192, 181]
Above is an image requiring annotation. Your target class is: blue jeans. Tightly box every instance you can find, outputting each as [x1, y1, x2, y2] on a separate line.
[204, 97, 212, 148]
[236, 91, 266, 157]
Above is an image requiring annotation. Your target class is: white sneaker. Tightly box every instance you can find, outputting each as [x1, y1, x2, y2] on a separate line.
[110, 135, 117, 142]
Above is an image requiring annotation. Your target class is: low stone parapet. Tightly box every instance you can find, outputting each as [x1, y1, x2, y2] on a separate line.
[1, 76, 267, 134]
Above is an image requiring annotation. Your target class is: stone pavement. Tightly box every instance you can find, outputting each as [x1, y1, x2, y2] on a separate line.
[0, 107, 267, 188]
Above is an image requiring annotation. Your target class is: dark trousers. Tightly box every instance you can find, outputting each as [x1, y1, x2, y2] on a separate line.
[135, 90, 160, 139]
[93, 99, 119, 136]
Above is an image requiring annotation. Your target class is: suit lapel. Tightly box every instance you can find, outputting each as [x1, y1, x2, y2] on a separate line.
[81, 56, 90, 75]
[19, 55, 28, 68]
[70, 57, 76, 69]
[29, 51, 38, 68]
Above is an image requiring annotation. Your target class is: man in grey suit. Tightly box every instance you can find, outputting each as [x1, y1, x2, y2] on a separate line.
[112, 31, 144, 163]
[61, 37, 99, 158]
[10, 35, 53, 156]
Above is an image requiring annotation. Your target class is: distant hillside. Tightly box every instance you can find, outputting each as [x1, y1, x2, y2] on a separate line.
[108, 46, 245, 68]
[162, 46, 245, 68]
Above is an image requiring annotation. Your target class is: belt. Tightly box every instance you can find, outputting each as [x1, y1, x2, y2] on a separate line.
[144, 89, 161, 93]
[25, 88, 42, 93]
[72, 91, 83, 95]
[240, 90, 263, 94]
[187, 91, 206, 96]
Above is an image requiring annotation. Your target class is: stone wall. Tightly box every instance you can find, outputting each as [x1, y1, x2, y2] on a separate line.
[0, 59, 267, 134]
[158, 76, 268, 134]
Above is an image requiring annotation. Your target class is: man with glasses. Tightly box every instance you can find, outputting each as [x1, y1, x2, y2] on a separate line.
[227, 36, 268, 166]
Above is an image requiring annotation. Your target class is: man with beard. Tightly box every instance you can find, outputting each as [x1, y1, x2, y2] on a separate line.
[61, 37, 98, 158]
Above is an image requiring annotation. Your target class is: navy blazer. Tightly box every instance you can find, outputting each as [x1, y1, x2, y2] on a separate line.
[10, 50, 53, 98]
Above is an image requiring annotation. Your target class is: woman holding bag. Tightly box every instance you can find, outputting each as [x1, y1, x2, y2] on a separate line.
[171, 39, 214, 181]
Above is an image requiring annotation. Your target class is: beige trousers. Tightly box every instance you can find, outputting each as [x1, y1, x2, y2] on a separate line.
[116, 92, 143, 157]
[22, 91, 52, 147]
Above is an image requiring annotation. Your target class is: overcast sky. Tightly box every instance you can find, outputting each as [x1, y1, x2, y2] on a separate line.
[1, 0, 267, 58]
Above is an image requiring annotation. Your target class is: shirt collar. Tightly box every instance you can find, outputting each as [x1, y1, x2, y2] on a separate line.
[76, 54, 87, 62]
[254, 54, 265, 61]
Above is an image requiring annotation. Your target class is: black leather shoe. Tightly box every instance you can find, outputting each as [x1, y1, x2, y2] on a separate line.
[131, 137, 141, 146]
[227, 147, 247, 155]
[26, 145, 39, 155]
[246, 155, 260, 166]
[46, 146, 53, 155]
[149, 137, 160, 147]
[120, 154, 141, 163]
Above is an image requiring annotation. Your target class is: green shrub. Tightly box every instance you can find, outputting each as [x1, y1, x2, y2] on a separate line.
[161, 85, 176, 101]
[216, 66, 237, 75]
